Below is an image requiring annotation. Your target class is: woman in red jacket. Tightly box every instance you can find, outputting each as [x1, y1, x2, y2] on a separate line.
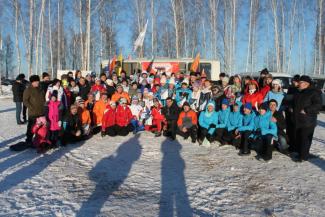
[101, 101, 117, 137]
[242, 80, 263, 110]
[115, 98, 134, 136]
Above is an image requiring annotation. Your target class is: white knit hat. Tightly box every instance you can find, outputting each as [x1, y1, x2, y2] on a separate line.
[272, 79, 282, 87]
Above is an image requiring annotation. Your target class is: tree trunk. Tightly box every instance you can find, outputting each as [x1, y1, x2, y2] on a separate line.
[28, 0, 35, 76]
[14, 0, 21, 75]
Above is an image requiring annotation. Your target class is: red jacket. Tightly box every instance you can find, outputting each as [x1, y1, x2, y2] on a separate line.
[115, 105, 133, 127]
[102, 105, 116, 130]
[242, 80, 263, 109]
[260, 85, 271, 98]
[151, 106, 165, 121]
[32, 123, 51, 148]
[91, 84, 106, 93]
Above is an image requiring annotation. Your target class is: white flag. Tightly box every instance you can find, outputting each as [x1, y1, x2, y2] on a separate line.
[133, 20, 148, 52]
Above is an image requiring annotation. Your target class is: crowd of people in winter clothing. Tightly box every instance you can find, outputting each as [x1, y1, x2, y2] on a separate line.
[12, 68, 322, 162]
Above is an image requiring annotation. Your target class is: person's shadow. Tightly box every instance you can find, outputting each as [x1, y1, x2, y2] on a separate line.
[159, 139, 192, 217]
[76, 134, 142, 217]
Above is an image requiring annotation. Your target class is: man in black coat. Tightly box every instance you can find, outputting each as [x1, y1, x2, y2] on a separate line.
[12, 74, 27, 124]
[292, 75, 322, 161]
[162, 97, 180, 140]
[285, 74, 300, 151]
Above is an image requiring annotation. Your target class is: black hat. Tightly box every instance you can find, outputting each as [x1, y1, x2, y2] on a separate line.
[292, 74, 300, 82]
[16, 74, 25, 81]
[51, 90, 58, 98]
[259, 102, 269, 111]
[29, 75, 40, 83]
[42, 72, 50, 79]
[260, 68, 269, 75]
[299, 75, 312, 84]
[182, 101, 190, 108]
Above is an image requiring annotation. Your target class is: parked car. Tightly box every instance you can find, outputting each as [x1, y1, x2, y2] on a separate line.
[310, 75, 325, 107]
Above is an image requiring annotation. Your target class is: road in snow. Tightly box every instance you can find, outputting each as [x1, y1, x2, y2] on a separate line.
[0, 98, 324, 217]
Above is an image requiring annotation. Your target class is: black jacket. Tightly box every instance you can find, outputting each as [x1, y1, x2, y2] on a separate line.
[12, 81, 25, 102]
[293, 87, 322, 128]
[162, 101, 180, 121]
[79, 83, 91, 100]
[272, 111, 286, 137]
[40, 81, 51, 93]
[62, 112, 82, 134]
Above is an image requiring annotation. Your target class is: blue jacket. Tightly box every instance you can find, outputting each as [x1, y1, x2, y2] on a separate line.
[237, 112, 256, 132]
[253, 111, 277, 138]
[227, 110, 243, 131]
[263, 91, 285, 110]
[199, 101, 219, 135]
[216, 107, 230, 128]
[176, 88, 192, 105]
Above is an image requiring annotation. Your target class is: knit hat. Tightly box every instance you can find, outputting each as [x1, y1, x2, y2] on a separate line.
[299, 75, 312, 84]
[260, 68, 269, 75]
[221, 98, 229, 106]
[16, 74, 25, 81]
[78, 99, 85, 105]
[207, 101, 215, 108]
[272, 79, 282, 87]
[292, 74, 300, 82]
[132, 95, 139, 101]
[75, 96, 82, 103]
[244, 102, 252, 110]
[106, 79, 113, 86]
[259, 102, 269, 111]
[62, 79, 69, 87]
[29, 75, 40, 83]
[51, 90, 58, 99]
[110, 101, 116, 107]
[120, 97, 127, 104]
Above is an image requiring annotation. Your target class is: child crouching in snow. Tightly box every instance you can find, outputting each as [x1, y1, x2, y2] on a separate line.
[149, 98, 167, 137]
[45, 90, 62, 147]
[61, 104, 85, 146]
[130, 96, 145, 133]
[32, 116, 51, 153]
[77, 99, 92, 137]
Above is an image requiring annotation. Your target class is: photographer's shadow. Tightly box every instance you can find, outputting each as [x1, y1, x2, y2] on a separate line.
[76, 135, 142, 217]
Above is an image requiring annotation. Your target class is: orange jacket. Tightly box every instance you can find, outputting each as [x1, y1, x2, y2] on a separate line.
[111, 92, 130, 104]
[79, 108, 91, 126]
[93, 99, 108, 126]
[177, 110, 197, 128]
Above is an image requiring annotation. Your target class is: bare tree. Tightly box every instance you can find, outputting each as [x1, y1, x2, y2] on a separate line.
[28, 0, 35, 76]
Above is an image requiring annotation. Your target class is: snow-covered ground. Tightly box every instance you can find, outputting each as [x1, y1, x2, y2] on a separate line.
[0, 98, 324, 217]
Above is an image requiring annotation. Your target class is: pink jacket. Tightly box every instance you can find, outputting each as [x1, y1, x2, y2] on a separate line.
[48, 101, 61, 131]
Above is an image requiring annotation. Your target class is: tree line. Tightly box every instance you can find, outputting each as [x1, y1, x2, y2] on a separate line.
[0, 0, 324, 79]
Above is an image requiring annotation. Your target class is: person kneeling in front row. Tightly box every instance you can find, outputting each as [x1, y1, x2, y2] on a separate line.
[177, 102, 198, 143]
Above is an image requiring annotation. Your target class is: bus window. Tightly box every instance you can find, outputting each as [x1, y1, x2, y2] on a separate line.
[179, 62, 186, 73]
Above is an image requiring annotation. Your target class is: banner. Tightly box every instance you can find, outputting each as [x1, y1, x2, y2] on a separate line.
[141, 62, 180, 75]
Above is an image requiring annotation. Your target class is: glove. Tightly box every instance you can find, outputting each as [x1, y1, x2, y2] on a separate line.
[209, 124, 216, 129]
[101, 131, 106, 137]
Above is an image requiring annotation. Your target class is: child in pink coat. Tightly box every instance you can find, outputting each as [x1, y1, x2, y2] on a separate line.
[46, 90, 62, 146]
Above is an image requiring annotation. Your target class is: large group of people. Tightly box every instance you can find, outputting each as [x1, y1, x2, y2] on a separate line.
[12, 68, 322, 162]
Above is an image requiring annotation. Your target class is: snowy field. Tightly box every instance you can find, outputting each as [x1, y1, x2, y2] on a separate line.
[0, 98, 324, 217]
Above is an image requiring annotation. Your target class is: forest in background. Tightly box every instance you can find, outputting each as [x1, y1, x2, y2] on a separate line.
[0, 0, 324, 78]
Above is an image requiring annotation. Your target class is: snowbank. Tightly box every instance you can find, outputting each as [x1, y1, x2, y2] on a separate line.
[0, 99, 324, 216]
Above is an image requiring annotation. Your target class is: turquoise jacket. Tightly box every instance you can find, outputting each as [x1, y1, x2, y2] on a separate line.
[253, 111, 277, 138]
[227, 110, 243, 131]
[199, 101, 219, 135]
[216, 107, 230, 128]
[237, 112, 256, 132]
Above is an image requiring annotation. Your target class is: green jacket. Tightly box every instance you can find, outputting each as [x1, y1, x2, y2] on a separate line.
[23, 86, 45, 117]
